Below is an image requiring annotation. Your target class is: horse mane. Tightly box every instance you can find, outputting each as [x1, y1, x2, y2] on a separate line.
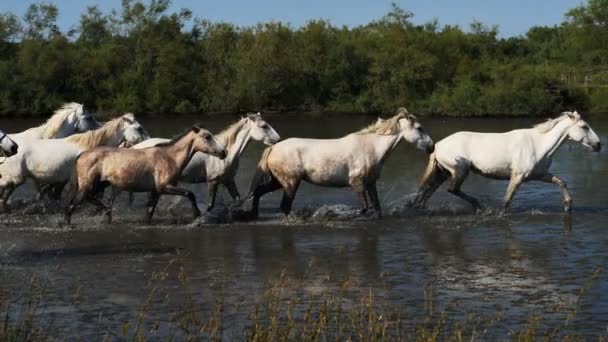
[155, 126, 199, 147]
[23, 102, 83, 138]
[216, 118, 247, 150]
[356, 108, 415, 135]
[66, 115, 124, 149]
[533, 112, 577, 133]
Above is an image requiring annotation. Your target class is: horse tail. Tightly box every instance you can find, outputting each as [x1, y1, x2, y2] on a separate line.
[244, 146, 275, 201]
[413, 153, 446, 208]
[63, 155, 81, 205]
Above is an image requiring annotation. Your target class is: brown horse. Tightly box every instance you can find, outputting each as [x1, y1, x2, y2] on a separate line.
[63, 125, 227, 225]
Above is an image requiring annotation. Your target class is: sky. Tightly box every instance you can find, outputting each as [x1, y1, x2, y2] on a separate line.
[0, 0, 584, 38]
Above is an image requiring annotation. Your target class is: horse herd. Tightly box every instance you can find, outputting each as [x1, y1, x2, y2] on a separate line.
[0, 103, 601, 226]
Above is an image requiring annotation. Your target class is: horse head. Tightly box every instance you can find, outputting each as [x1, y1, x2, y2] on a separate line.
[246, 112, 281, 145]
[397, 108, 435, 154]
[121, 113, 150, 146]
[191, 126, 227, 160]
[565, 111, 601, 152]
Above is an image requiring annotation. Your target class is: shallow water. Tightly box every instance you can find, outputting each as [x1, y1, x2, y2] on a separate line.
[1, 114, 608, 339]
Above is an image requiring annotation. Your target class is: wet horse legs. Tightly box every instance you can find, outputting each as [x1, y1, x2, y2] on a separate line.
[539, 173, 572, 212]
[280, 181, 300, 216]
[160, 184, 200, 219]
[366, 182, 382, 217]
[447, 167, 483, 212]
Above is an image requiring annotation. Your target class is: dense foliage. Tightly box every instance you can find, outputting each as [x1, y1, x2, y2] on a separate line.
[0, 0, 607, 116]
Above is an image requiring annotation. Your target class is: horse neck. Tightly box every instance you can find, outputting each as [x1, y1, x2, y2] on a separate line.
[166, 135, 196, 172]
[368, 133, 403, 162]
[225, 126, 252, 164]
[534, 119, 573, 159]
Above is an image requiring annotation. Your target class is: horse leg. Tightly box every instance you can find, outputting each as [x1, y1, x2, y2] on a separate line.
[145, 192, 160, 222]
[224, 180, 241, 204]
[128, 192, 135, 207]
[446, 166, 483, 212]
[366, 181, 382, 218]
[249, 179, 282, 220]
[539, 173, 572, 212]
[207, 181, 219, 211]
[36, 183, 52, 201]
[161, 184, 201, 218]
[502, 174, 525, 213]
[351, 180, 369, 215]
[280, 180, 300, 216]
[104, 187, 121, 224]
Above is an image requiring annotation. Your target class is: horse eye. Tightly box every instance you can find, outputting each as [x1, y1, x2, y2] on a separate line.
[583, 125, 590, 130]
[260, 124, 268, 129]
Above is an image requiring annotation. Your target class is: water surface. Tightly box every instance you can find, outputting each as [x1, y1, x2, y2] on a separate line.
[1, 114, 607, 339]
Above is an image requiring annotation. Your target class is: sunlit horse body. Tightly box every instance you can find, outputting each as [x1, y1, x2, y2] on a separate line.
[246, 109, 434, 219]
[0, 114, 147, 206]
[131, 113, 280, 210]
[64, 126, 227, 225]
[413, 111, 601, 212]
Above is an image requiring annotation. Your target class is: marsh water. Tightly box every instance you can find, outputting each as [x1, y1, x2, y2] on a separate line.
[1, 114, 608, 339]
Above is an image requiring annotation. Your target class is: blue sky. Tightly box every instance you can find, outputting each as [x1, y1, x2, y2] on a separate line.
[1, 0, 583, 37]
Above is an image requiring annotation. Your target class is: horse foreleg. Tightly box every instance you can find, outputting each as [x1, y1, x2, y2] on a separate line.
[105, 187, 121, 224]
[36, 183, 52, 201]
[366, 182, 382, 218]
[539, 173, 572, 212]
[161, 185, 201, 218]
[502, 174, 524, 213]
[351, 181, 369, 215]
[145, 192, 160, 222]
[207, 181, 219, 211]
[279, 179, 300, 216]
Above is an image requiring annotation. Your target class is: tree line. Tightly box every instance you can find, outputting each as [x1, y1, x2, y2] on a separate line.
[0, 0, 607, 117]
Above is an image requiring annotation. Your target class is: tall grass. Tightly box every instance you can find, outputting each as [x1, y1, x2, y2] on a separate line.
[1, 256, 604, 341]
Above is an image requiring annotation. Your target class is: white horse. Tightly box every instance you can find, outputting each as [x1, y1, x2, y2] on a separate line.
[245, 108, 434, 219]
[0, 113, 148, 207]
[413, 111, 601, 213]
[131, 113, 280, 210]
[9, 102, 99, 143]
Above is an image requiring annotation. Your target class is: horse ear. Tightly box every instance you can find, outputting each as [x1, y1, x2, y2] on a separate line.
[567, 111, 576, 120]
[191, 126, 201, 133]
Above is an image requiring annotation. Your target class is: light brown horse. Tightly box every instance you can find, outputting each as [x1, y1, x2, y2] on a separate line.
[63, 126, 227, 225]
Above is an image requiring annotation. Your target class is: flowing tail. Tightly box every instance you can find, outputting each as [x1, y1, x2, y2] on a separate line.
[412, 153, 447, 208]
[243, 146, 275, 202]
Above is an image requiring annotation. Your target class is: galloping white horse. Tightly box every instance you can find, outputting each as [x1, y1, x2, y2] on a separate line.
[413, 111, 601, 212]
[246, 108, 434, 219]
[131, 113, 280, 210]
[0, 113, 147, 206]
[9, 102, 99, 143]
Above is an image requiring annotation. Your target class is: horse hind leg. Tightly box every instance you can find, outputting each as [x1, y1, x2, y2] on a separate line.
[446, 164, 483, 212]
[280, 180, 301, 216]
[248, 177, 282, 220]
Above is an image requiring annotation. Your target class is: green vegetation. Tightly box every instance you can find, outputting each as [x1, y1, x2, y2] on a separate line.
[0, 0, 607, 116]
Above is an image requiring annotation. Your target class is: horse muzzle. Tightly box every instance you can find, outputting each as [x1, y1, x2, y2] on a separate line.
[217, 150, 227, 160]
[426, 144, 435, 154]
[593, 142, 602, 152]
[9, 144, 18, 156]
